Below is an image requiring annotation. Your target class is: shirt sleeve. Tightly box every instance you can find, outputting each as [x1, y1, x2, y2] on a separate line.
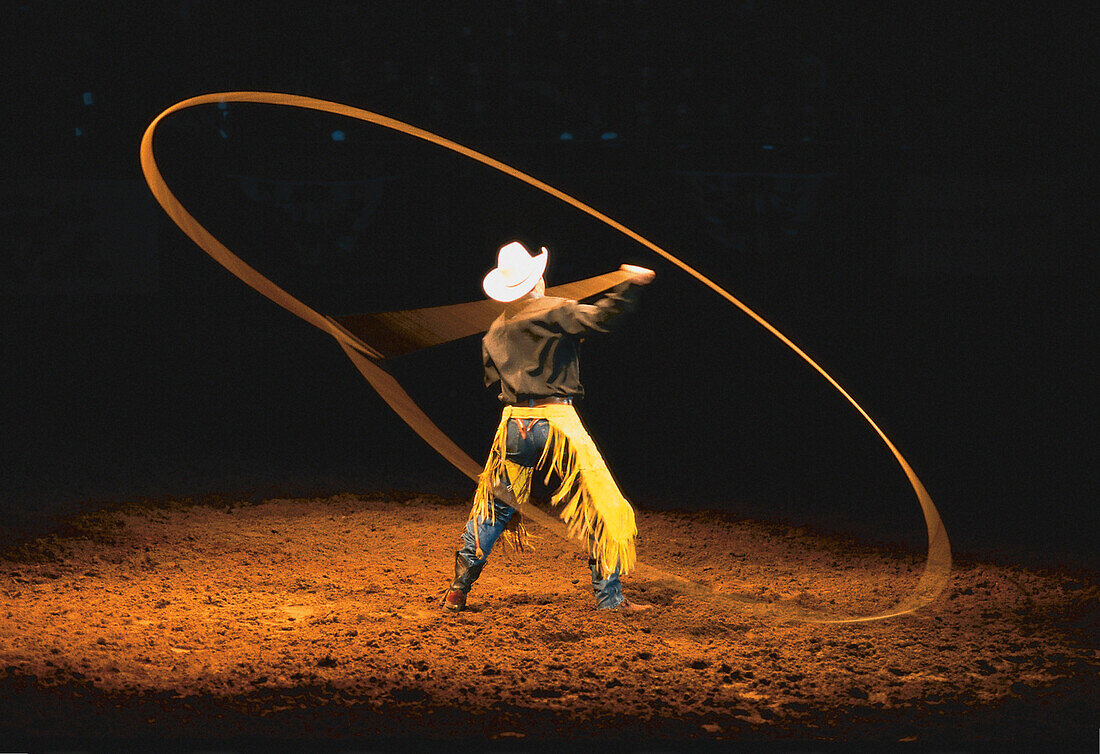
[549, 282, 641, 335]
[482, 338, 501, 387]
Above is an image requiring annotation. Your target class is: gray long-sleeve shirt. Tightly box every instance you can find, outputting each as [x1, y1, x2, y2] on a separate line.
[482, 282, 641, 404]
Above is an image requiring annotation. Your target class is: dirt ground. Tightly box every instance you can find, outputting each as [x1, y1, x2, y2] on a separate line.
[0, 492, 1096, 751]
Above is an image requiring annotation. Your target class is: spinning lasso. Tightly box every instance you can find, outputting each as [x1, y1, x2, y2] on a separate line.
[141, 92, 950, 623]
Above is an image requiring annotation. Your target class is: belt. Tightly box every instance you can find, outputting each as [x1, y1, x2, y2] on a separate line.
[513, 396, 573, 407]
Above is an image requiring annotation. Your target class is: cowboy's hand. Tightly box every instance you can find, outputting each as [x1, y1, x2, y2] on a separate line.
[620, 264, 656, 285]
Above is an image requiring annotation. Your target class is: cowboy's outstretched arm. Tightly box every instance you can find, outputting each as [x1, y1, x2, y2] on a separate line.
[553, 265, 655, 335]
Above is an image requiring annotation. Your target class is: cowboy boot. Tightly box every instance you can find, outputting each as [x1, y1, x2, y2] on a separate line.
[443, 551, 486, 612]
[590, 556, 653, 612]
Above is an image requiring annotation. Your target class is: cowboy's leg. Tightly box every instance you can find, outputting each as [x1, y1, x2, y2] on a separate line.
[571, 428, 630, 609]
[589, 539, 626, 609]
[450, 418, 547, 594]
[452, 418, 539, 584]
[452, 494, 515, 592]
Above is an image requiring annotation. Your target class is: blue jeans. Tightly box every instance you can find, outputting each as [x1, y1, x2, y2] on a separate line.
[456, 417, 625, 609]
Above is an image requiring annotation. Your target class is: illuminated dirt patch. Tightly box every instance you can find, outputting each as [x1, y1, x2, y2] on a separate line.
[0, 494, 1095, 745]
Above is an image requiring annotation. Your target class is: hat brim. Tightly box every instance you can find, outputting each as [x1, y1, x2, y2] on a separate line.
[482, 249, 548, 302]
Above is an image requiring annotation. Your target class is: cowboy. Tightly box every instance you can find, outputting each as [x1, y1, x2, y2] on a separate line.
[443, 240, 656, 613]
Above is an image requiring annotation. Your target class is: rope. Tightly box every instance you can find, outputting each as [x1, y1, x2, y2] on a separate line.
[140, 92, 951, 623]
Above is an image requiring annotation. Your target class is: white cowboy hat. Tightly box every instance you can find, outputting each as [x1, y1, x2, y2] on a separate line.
[482, 241, 548, 302]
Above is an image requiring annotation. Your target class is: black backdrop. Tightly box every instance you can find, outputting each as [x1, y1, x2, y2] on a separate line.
[1, 2, 1090, 567]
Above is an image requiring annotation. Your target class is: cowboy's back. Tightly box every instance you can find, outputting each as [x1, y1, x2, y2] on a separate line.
[482, 286, 639, 405]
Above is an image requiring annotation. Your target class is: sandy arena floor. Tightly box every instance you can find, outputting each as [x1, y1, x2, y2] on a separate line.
[0, 492, 1096, 750]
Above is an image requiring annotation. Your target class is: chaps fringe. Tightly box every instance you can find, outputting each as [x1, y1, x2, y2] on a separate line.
[469, 404, 637, 578]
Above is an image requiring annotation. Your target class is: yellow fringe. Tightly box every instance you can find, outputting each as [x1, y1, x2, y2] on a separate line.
[469, 404, 638, 578]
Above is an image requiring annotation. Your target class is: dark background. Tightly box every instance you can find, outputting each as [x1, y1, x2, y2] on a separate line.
[1, 2, 1090, 566]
